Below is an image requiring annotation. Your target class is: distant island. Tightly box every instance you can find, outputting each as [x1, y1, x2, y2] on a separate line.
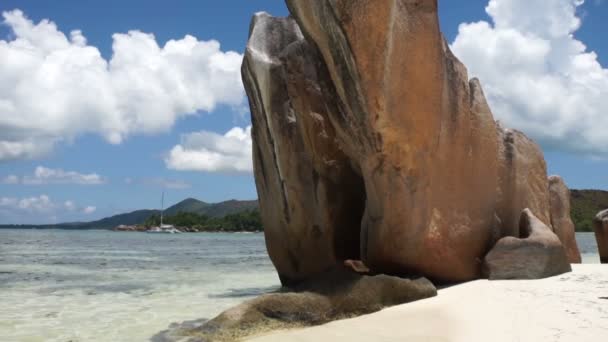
[0, 198, 262, 232]
[1, 190, 606, 232]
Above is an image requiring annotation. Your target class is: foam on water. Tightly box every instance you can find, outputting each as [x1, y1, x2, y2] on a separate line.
[0, 230, 600, 341]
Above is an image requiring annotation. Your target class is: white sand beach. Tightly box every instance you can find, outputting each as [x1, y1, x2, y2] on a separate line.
[250, 264, 608, 342]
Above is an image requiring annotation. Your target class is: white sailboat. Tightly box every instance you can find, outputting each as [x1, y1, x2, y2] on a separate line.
[147, 191, 181, 234]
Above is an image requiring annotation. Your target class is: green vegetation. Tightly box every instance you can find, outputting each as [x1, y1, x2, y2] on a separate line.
[571, 189, 608, 232]
[163, 198, 258, 218]
[143, 209, 263, 232]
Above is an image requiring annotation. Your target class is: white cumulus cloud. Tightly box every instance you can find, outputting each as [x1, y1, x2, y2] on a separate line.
[64, 200, 76, 211]
[451, 0, 608, 157]
[82, 206, 96, 214]
[0, 194, 58, 212]
[0, 9, 245, 161]
[1, 174, 19, 184]
[16, 194, 54, 212]
[4, 166, 106, 185]
[0, 194, 96, 222]
[165, 126, 252, 173]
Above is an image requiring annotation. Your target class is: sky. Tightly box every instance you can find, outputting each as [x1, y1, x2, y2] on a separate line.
[0, 0, 607, 224]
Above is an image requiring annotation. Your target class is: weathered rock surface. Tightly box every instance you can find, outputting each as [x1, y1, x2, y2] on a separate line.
[548, 176, 582, 263]
[242, 13, 366, 286]
[483, 209, 572, 279]
[594, 209, 608, 264]
[154, 267, 436, 341]
[243, 1, 576, 284]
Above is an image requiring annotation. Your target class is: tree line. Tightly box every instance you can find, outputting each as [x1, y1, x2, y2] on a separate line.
[143, 209, 263, 232]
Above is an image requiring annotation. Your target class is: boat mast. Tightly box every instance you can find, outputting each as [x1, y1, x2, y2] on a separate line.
[160, 191, 164, 226]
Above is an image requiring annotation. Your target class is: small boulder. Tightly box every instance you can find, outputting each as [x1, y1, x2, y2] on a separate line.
[156, 267, 436, 341]
[548, 176, 582, 263]
[594, 210, 608, 264]
[483, 209, 572, 280]
[343, 259, 370, 274]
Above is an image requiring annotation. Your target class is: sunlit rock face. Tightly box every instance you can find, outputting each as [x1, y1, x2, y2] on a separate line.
[594, 210, 608, 264]
[548, 176, 582, 263]
[243, 0, 575, 284]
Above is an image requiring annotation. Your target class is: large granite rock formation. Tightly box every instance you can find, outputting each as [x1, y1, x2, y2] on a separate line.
[243, 0, 574, 284]
[594, 209, 608, 263]
[548, 176, 582, 263]
[483, 209, 572, 279]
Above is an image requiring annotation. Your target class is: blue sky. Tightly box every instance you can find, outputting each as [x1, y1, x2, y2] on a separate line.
[0, 0, 607, 224]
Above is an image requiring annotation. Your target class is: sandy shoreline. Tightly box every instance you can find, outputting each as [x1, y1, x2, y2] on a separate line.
[250, 264, 608, 342]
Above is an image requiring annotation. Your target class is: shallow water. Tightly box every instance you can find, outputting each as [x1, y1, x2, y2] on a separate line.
[0, 230, 601, 341]
[576, 232, 601, 264]
[0, 229, 279, 342]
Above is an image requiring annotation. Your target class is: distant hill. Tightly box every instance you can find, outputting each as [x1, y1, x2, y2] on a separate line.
[85, 198, 259, 229]
[163, 198, 258, 218]
[163, 198, 210, 216]
[202, 199, 259, 217]
[75, 209, 159, 229]
[0, 198, 259, 230]
[570, 189, 608, 232]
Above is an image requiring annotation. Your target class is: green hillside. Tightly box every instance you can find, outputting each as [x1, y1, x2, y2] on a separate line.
[570, 189, 608, 232]
[0, 198, 260, 230]
[163, 198, 210, 216]
[79, 209, 158, 229]
[163, 198, 258, 218]
[198, 199, 259, 217]
[88, 198, 259, 229]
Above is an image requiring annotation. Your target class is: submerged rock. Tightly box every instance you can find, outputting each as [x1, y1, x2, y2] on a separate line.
[548, 176, 582, 263]
[483, 209, 572, 280]
[156, 267, 436, 341]
[244, 0, 575, 284]
[594, 209, 608, 264]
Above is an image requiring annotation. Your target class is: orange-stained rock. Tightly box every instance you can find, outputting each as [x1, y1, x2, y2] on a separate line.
[594, 210, 608, 264]
[483, 209, 571, 280]
[495, 128, 552, 238]
[283, 0, 552, 282]
[243, 1, 575, 284]
[548, 176, 582, 263]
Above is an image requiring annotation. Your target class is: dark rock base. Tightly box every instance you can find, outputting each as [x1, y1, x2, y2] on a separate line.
[154, 266, 436, 341]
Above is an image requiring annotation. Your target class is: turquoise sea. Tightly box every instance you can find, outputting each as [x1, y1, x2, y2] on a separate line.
[0, 230, 600, 341]
[0, 230, 279, 341]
